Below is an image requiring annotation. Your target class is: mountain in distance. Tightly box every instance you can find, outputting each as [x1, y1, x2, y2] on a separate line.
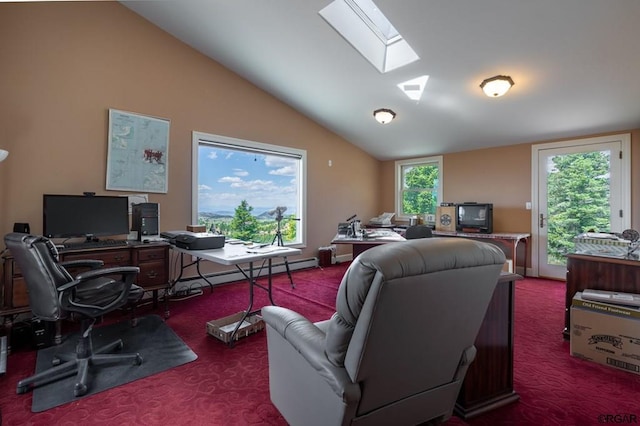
[199, 207, 297, 220]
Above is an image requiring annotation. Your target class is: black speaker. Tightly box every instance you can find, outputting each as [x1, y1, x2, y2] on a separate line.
[31, 318, 56, 349]
[13, 222, 30, 233]
[132, 203, 159, 241]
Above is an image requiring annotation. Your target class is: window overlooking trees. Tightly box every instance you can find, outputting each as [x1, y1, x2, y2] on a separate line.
[395, 156, 442, 220]
[546, 151, 611, 264]
[192, 132, 306, 245]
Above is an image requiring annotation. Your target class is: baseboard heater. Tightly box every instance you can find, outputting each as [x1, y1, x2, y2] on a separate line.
[172, 257, 318, 291]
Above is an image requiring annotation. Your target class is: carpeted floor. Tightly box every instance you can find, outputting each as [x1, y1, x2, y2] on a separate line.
[2, 263, 640, 425]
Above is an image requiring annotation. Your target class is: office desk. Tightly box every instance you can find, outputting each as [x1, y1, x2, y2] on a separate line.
[433, 231, 530, 276]
[564, 253, 640, 338]
[171, 244, 301, 343]
[456, 272, 521, 418]
[331, 230, 406, 257]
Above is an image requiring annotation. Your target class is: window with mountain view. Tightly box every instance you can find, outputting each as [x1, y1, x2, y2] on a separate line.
[192, 132, 306, 245]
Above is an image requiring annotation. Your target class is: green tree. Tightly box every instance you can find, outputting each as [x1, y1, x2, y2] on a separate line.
[282, 215, 297, 242]
[402, 165, 439, 215]
[546, 151, 610, 263]
[230, 200, 259, 241]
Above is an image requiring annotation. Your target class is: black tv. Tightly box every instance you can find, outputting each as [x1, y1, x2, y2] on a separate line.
[456, 203, 493, 234]
[43, 194, 129, 240]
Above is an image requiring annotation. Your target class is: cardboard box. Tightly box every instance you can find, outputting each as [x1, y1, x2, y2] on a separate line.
[435, 206, 456, 232]
[570, 292, 640, 375]
[187, 225, 207, 233]
[206, 311, 264, 343]
[574, 235, 630, 257]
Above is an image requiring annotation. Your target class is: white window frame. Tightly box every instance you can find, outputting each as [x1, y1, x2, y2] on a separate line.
[395, 155, 443, 221]
[192, 131, 307, 247]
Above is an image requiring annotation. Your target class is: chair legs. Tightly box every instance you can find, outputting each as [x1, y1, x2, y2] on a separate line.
[16, 318, 143, 397]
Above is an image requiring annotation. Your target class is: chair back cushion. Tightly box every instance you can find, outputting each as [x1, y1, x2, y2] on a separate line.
[404, 224, 433, 239]
[4, 233, 72, 320]
[323, 237, 505, 415]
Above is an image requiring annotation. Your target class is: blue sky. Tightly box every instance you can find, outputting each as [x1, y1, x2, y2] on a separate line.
[198, 145, 299, 215]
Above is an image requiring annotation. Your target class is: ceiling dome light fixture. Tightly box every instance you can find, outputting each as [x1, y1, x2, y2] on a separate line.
[373, 108, 396, 124]
[480, 75, 514, 98]
[0, 149, 8, 162]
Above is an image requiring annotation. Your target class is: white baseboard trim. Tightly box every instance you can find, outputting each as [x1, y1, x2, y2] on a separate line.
[172, 257, 319, 291]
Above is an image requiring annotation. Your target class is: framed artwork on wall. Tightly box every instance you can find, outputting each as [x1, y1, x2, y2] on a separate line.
[106, 109, 170, 193]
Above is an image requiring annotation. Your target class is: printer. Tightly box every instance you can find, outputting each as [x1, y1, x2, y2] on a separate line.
[169, 231, 225, 250]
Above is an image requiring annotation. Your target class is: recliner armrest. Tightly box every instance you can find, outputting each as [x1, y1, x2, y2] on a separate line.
[262, 306, 361, 404]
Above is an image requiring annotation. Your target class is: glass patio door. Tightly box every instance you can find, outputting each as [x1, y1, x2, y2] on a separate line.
[532, 135, 630, 279]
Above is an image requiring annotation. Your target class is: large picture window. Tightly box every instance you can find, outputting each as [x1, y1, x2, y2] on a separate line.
[192, 132, 306, 246]
[395, 156, 442, 220]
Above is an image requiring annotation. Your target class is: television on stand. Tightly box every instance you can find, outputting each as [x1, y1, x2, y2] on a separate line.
[456, 203, 493, 234]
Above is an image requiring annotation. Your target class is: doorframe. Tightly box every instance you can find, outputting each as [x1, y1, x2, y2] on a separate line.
[530, 133, 631, 278]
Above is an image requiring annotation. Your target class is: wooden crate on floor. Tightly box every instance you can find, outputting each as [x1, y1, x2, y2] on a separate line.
[206, 311, 265, 343]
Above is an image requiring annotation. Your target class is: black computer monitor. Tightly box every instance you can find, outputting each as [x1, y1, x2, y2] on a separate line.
[43, 194, 129, 239]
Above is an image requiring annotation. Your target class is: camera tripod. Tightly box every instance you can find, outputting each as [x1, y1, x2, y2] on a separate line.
[268, 208, 295, 289]
[271, 227, 294, 289]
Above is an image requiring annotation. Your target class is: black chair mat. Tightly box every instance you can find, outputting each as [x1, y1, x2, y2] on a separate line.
[30, 314, 197, 412]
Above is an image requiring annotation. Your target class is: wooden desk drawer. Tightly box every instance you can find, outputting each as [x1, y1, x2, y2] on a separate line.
[136, 247, 166, 262]
[63, 250, 132, 266]
[137, 260, 167, 288]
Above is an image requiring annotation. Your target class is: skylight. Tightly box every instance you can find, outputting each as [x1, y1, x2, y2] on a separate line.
[319, 0, 419, 73]
[397, 75, 429, 101]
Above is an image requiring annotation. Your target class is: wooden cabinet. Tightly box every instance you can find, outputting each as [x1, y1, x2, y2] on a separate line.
[455, 273, 521, 418]
[564, 253, 640, 338]
[1, 242, 169, 353]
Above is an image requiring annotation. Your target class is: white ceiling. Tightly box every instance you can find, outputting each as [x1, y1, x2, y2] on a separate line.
[121, 0, 640, 161]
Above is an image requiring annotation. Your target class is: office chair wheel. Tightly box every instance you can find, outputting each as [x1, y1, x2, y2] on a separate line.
[16, 384, 28, 394]
[134, 354, 143, 365]
[74, 382, 87, 397]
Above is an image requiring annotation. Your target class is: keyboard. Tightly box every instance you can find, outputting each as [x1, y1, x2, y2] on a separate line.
[62, 239, 129, 250]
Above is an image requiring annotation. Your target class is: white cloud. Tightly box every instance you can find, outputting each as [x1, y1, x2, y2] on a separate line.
[218, 176, 243, 184]
[207, 152, 217, 160]
[233, 168, 249, 177]
[269, 165, 296, 176]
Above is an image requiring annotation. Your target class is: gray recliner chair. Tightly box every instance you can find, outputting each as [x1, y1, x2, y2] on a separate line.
[262, 237, 505, 426]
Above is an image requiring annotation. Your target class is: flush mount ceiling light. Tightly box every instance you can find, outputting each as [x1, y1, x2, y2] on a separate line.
[480, 75, 514, 97]
[0, 149, 8, 162]
[373, 108, 396, 124]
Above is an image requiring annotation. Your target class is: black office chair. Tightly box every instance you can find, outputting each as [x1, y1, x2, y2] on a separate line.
[4, 233, 144, 397]
[405, 224, 433, 239]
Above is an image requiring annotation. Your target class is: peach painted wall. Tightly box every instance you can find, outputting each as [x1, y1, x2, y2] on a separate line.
[0, 2, 380, 271]
[382, 131, 639, 229]
[1, 3, 638, 275]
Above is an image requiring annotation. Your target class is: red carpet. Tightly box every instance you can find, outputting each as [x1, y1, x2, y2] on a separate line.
[1, 264, 639, 425]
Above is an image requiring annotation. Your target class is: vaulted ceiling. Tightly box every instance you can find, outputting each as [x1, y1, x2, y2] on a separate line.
[122, 0, 640, 160]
